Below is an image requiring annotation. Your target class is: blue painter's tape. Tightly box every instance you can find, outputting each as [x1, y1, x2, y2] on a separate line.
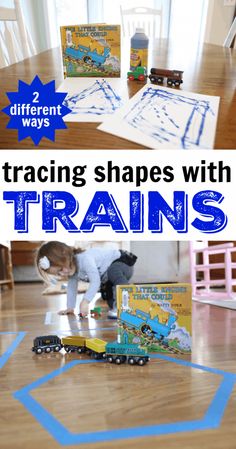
[204, 374, 236, 426]
[0, 331, 26, 369]
[13, 355, 236, 445]
[150, 353, 236, 377]
[15, 393, 70, 445]
[16, 360, 102, 396]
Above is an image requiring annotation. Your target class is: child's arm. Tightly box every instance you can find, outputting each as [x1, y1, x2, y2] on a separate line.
[78, 255, 101, 316]
[58, 272, 78, 315]
[80, 298, 89, 315]
[82, 256, 101, 303]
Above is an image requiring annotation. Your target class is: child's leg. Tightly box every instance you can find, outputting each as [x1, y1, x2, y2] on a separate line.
[101, 280, 114, 308]
[107, 261, 133, 309]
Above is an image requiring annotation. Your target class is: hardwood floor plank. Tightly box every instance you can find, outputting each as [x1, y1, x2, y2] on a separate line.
[0, 283, 236, 449]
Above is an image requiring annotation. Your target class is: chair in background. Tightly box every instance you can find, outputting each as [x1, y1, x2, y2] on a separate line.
[120, 6, 163, 38]
[189, 241, 236, 300]
[223, 14, 236, 48]
[0, 242, 14, 290]
[0, 0, 35, 68]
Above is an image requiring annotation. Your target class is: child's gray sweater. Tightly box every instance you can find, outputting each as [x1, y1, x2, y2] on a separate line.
[67, 248, 120, 309]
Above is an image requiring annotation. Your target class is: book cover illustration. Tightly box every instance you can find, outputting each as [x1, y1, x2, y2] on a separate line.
[60, 24, 121, 77]
[117, 283, 192, 354]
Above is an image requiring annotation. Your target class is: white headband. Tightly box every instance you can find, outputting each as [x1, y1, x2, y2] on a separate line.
[38, 256, 50, 270]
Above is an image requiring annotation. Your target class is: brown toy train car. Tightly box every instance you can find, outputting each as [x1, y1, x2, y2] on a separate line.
[149, 68, 184, 87]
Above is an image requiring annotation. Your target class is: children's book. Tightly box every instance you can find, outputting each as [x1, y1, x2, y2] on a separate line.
[117, 283, 192, 354]
[60, 24, 121, 77]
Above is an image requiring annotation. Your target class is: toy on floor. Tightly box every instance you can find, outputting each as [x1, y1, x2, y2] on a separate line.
[79, 308, 102, 319]
[105, 341, 149, 365]
[149, 68, 184, 87]
[90, 307, 102, 318]
[32, 335, 150, 365]
[32, 335, 63, 354]
[127, 66, 147, 81]
[78, 312, 88, 319]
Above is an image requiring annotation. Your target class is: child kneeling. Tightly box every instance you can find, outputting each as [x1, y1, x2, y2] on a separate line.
[36, 241, 137, 319]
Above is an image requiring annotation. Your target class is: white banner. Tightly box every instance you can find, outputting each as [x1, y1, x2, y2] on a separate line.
[0, 150, 235, 241]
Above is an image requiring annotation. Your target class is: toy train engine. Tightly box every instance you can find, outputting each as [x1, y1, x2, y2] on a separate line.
[32, 335, 63, 354]
[127, 66, 147, 81]
[120, 310, 176, 340]
[149, 68, 184, 87]
[105, 342, 150, 365]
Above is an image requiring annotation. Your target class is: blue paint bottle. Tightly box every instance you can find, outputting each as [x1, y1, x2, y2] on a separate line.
[130, 28, 149, 70]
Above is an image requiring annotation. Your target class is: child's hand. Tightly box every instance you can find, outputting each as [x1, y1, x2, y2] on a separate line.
[58, 308, 75, 315]
[80, 298, 89, 316]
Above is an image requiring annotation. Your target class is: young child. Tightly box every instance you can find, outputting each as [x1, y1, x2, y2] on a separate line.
[36, 241, 136, 319]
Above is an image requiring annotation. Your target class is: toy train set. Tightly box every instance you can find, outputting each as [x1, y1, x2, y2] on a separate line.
[149, 68, 184, 87]
[127, 67, 184, 87]
[127, 66, 147, 81]
[32, 335, 150, 366]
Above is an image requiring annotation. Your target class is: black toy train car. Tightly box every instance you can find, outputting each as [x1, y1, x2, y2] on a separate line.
[149, 68, 184, 87]
[32, 335, 63, 354]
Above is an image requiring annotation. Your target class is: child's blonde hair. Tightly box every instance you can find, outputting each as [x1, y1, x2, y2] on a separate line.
[36, 241, 83, 281]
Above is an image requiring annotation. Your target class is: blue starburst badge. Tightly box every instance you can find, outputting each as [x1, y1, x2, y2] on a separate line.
[2, 75, 71, 145]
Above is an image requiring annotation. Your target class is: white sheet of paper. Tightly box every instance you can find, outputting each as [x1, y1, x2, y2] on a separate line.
[98, 84, 220, 149]
[58, 77, 128, 122]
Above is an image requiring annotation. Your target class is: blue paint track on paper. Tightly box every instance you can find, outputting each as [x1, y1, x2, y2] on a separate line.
[64, 79, 122, 116]
[14, 354, 236, 445]
[124, 87, 215, 149]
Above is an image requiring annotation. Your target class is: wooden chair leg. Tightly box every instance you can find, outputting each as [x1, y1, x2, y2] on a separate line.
[0, 245, 14, 290]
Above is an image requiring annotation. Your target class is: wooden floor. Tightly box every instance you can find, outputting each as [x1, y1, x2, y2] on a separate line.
[0, 282, 236, 449]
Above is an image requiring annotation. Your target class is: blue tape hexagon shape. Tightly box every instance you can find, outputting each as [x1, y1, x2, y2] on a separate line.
[0, 331, 26, 369]
[14, 354, 236, 445]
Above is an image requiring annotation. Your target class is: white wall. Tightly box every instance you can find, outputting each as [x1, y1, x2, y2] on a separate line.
[204, 0, 235, 45]
[169, 0, 207, 47]
[130, 241, 190, 284]
[1, 0, 14, 6]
